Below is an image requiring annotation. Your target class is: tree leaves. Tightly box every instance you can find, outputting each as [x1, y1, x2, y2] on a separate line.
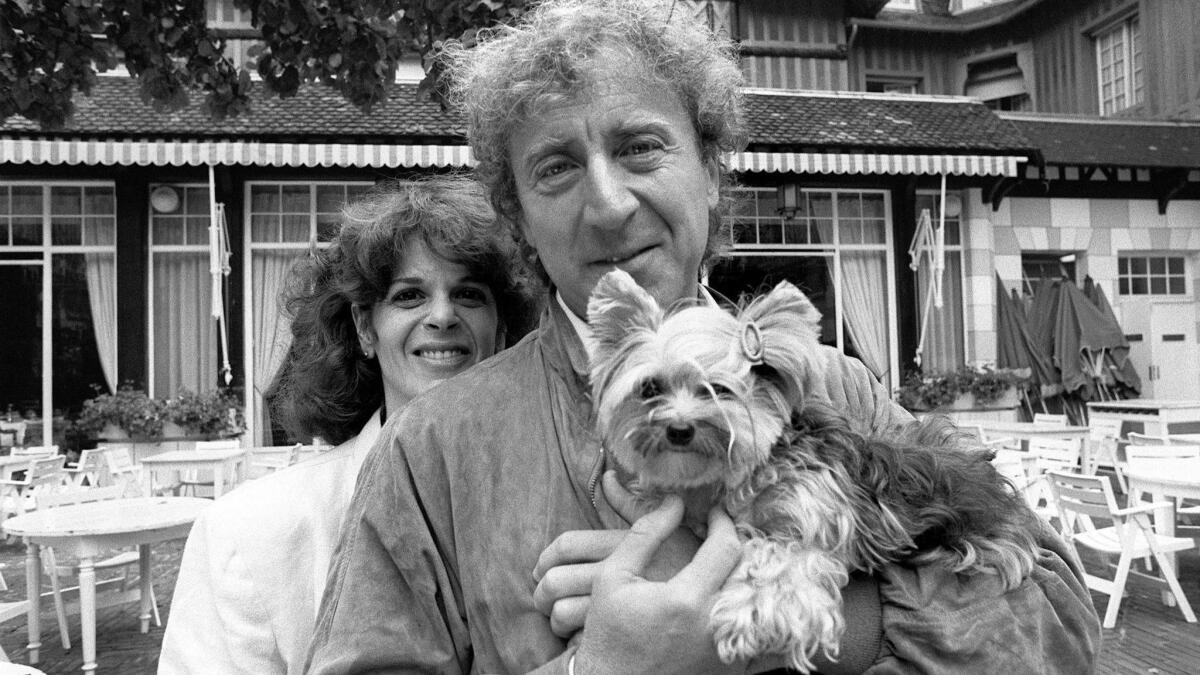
[2, 0, 526, 129]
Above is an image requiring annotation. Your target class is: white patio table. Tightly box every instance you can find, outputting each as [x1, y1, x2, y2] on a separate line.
[2, 496, 210, 672]
[139, 447, 247, 498]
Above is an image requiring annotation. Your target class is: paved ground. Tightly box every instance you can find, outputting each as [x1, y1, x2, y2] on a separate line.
[0, 518, 1196, 673]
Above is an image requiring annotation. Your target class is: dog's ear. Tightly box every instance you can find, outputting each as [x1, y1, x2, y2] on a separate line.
[739, 280, 823, 400]
[587, 270, 661, 361]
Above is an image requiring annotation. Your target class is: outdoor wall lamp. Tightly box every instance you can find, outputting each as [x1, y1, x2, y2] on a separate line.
[150, 185, 181, 213]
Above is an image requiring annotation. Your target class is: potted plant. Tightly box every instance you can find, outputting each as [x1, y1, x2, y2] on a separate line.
[76, 384, 165, 440]
[895, 370, 962, 412]
[963, 365, 1030, 408]
[163, 388, 246, 439]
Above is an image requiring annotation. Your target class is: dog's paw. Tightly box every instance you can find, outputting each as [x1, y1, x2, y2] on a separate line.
[709, 540, 848, 672]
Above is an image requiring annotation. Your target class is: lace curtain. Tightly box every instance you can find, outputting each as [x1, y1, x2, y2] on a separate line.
[916, 251, 965, 373]
[252, 250, 300, 444]
[153, 252, 214, 398]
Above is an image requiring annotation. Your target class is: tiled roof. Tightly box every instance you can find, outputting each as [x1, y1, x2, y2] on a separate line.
[1, 76, 467, 142]
[745, 90, 1035, 154]
[1000, 113, 1200, 168]
[3, 77, 1034, 156]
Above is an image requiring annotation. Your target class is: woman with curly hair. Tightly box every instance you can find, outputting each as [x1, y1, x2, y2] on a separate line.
[159, 175, 537, 675]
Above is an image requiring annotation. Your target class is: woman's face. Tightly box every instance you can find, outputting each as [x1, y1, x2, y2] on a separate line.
[352, 240, 500, 413]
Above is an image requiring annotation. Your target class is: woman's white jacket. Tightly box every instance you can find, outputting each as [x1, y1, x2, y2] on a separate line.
[158, 411, 383, 675]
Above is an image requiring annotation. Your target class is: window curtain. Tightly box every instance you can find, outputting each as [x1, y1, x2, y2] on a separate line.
[153, 252, 214, 398]
[915, 251, 965, 373]
[83, 251, 117, 393]
[252, 250, 300, 444]
[840, 251, 890, 380]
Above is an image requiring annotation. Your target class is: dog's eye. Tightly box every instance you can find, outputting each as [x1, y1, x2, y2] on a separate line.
[640, 379, 663, 399]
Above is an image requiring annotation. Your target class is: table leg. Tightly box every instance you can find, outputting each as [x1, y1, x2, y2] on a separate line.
[24, 542, 40, 664]
[79, 556, 97, 672]
[139, 544, 153, 632]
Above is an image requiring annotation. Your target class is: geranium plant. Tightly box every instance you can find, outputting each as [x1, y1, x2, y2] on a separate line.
[895, 370, 961, 411]
[961, 365, 1030, 405]
[164, 388, 246, 438]
[76, 384, 165, 439]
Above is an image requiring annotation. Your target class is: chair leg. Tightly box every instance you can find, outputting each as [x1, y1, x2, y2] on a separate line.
[1151, 549, 1198, 623]
[1104, 552, 1134, 629]
[44, 550, 71, 651]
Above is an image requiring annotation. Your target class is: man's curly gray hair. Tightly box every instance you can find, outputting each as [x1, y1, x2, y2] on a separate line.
[441, 0, 747, 283]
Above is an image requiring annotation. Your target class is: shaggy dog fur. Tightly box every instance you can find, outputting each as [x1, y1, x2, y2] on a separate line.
[586, 270, 1041, 671]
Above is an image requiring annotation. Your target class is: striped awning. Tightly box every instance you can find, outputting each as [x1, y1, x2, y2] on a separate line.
[728, 152, 1025, 177]
[0, 137, 473, 168]
[1, 137, 1025, 177]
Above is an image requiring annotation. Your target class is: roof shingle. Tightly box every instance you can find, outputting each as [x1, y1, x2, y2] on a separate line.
[1001, 113, 1200, 169]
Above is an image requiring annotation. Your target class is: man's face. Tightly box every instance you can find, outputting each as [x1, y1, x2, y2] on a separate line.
[507, 62, 718, 317]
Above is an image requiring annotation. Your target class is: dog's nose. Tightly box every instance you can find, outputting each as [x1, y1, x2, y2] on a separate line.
[665, 423, 694, 446]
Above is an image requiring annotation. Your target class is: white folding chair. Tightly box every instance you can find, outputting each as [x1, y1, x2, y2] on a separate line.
[1033, 413, 1069, 426]
[1024, 436, 1083, 521]
[0, 421, 26, 449]
[1127, 431, 1170, 446]
[0, 456, 66, 522]
[63, 448, 111, 488]
[1085, 417, 1125, 488]
[246, 443, 302, 479]
[33, 484, 161, 650]
[963, 425, 1016, 451]
[103, 446, 148, 497]
[1046, 470, 1197, 629]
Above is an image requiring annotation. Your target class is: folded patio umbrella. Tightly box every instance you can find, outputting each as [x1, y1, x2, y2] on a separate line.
[996, 273, 1059, 395]
[1081, 276, 1141, 394]
[1052, 279, 1133, 399]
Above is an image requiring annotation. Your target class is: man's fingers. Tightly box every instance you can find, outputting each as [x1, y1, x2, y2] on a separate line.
[671, 505, 742, 594]
[602, 470, 645, 524]
[533, 562, 600, 614]
[602, 495, 685, 578]
[547, 595, 590, 638]
[533, 529, 625, 580]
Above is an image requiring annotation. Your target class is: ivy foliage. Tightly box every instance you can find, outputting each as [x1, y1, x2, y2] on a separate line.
[1, 0, 526, 129]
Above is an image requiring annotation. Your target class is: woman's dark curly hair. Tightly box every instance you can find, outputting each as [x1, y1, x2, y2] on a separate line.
[266, 175, 540, 445]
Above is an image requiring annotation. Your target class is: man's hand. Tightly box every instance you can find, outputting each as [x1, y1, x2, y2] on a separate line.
[571, 494, 745, 675]
[533, 471, 701, 636]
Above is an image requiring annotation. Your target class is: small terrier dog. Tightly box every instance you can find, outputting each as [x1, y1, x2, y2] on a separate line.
[587, 269, 1040, 672]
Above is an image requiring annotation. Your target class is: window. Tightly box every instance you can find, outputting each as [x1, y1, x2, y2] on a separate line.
[1095, 16, 1144, 115]
[149, 184, 217, 399]
[866, 78, 921, 95]
[0, 182, 117, 446]
[714, 188, 894, 387]
[965, 54, 1030, 111]
[1118, 256, 1186, 296]
[245, 181, 373, 444]
[1021, 253, 1076, 296]
[913, 193, 965, 372]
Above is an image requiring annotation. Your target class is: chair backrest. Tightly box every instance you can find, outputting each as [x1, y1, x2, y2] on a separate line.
[1088, 417, 1123, 441]
[1045, 470, 1120, 525]
[1127, 431, 1169, 446]
[1124, 444, 1200, 472]
[1033, 413, 1069, 426]
[0, 420, 27, 447]
[33, 484, 126, 510]
[990, 450, 1030, 488]
[194, 439, 241, 452]
[21, 456, 66, 492]
[12, 445, 58, 456]
[102, 447, 146, 497]
[71, 448, 110, 473]
[1029, 437, 1082, 471]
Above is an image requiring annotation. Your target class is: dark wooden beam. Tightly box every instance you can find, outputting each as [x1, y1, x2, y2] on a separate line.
[1152, 168, 1190, 215]
[738, 43, 849, 59]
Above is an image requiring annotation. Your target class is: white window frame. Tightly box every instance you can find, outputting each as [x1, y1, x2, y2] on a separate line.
[720, 187, 899, 388]
[241, 180, 375, 445]
[1117, 254, 1190, 298]
[0, 180, 117, 446]
[1094, 14, 1144, 116]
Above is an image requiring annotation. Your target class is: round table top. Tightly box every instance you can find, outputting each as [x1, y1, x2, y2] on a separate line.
[2, 496, 210, 538]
